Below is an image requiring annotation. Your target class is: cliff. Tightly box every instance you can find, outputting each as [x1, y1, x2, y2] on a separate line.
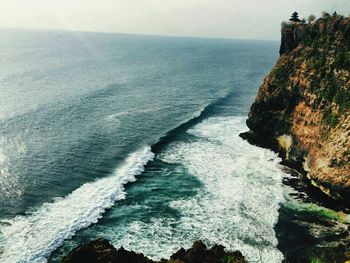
[241, 14, 350, 205]
[61, 239, 247, 263]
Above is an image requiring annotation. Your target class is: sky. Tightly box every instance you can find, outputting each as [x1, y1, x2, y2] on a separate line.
[1, 0, 350, 40]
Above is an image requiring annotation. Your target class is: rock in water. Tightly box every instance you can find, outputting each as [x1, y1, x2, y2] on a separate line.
[168, 240, 246, 263]
[61, 239, 247, 263]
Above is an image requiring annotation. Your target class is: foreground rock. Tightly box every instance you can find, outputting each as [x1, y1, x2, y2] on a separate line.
[241, 13, 350, 205]
[276, 203, 350, 263]
[62, 239, 247, 263]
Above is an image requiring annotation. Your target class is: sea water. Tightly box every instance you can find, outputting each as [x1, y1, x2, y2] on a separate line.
[0, 29, 284, 262]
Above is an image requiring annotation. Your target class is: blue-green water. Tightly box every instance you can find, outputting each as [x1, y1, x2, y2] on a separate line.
[0, 30, 285, 262]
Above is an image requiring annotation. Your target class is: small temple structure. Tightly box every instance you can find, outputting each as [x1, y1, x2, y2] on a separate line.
[289, 11, 301, 22]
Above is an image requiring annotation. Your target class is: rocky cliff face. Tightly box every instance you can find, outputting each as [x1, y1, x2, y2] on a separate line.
[241, 14, 350, 205]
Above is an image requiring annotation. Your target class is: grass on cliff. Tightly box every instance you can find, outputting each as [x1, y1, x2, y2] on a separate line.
[320, 80, 350, 127]
[292, 14, 350, 125]
[322, 108, 339, 127]
[286, 200, 350, 224]
[334, 88, 350, 112]
[311, 258, 321, 263]
[306, 47, 349, 127]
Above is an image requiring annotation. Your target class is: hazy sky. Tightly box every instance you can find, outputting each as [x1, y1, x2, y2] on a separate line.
[1, 0, 350, 40]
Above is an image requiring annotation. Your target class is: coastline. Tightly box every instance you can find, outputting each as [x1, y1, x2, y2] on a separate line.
[240, 13, 350, 262]
[240, 131, 350, 211]
[240, 131, 350, 262]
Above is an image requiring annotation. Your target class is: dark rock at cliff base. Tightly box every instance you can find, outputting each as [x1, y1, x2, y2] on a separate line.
[61, 238, 153, 263]
[61, 239, 247, 263]
[239, 131, 279, 153]
[276, 204, 350, 263]
[168, 240, 246, 263]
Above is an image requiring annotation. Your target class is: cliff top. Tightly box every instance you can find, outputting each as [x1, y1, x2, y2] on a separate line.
[280, 13, 350, 55]
[277, 13, 350, 116]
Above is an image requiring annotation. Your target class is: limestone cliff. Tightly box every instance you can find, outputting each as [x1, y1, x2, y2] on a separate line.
[241, 14, 350, 205]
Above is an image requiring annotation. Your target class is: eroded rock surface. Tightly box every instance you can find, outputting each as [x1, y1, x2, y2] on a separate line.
[241, 14, 350, 205]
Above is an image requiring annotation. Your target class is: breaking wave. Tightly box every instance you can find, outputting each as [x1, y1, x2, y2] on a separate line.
[0, 146, 154, 263]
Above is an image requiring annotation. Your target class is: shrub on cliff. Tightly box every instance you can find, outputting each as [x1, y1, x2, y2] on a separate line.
[308, 14, 316, 23]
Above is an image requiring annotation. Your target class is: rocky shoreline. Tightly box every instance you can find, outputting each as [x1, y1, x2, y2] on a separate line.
[240, 12, 350, 262]
[273, 162, 350, 262]
[240, 13, 350, 205]
[240, 126, 350, 262]
[276, 201, 350, 263]
[61, 239, 247, 263]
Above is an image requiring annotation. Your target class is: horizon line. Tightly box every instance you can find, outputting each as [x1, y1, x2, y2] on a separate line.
[0, 26, 280, 42]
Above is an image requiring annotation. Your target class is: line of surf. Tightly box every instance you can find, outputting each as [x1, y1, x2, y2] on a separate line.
[151, 90, 238, 154]
[0, 146, 154, 263]
[0, 91, 237, 263]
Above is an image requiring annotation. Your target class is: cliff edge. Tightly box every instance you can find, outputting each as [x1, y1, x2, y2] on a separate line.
[241, 14, 350, 205]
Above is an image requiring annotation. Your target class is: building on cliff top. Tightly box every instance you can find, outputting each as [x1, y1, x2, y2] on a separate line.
[289, 11, 301, 23]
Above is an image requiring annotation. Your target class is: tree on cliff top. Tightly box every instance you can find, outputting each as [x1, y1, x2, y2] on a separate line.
[322, 11, 331, 19]
[289, 11, 301, 22]
[308, 14, 316, 23]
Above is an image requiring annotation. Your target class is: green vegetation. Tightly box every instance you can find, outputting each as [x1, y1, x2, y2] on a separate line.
[279, 13, 349, 127]
[321, 78, 337, 101]
[272, 59, 293, 85]
[299, 15, 350, 115]
[225, 256, 236, 263]
[334, 88, 350, 112]
[322, 108, 339, 127]
[288, 201, 350, 223]
[334, 49, 350, 69]
[308, 14, 316, 23]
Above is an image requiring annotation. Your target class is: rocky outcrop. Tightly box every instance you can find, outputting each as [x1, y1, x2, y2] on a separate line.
[61, 238, 153, 263]
[62, 239, 247, 263]
[276, 203, 350, 263]
[279, 22, 303, 55]
[241, 14, 350, 205]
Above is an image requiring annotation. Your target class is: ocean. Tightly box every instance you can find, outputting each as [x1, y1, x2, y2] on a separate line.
[0, 29, 285, 262]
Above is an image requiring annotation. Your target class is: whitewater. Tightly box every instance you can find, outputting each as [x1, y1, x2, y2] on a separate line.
[0, 30, 284, 263]
[0, 147, 154, 262]
[101, 116, 286, 262]
[0, 117, 285, 263]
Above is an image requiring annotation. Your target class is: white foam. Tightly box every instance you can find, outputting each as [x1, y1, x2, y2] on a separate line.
[104, 117, 285, 262]
[162, 117, 285, 262]
[105, 111, 129, 121]
[0, 146, 154, 263]
[105, 106, 171, 121]
[0, 136, 25, 200]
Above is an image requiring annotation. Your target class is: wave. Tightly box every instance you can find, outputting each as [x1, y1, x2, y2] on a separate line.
[0, 91, 238, 262]
[85, 116, 285, 263]
[0, 146, 154, 263]
[151, 90, 238, 154]
[156, 116, 284, 262]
